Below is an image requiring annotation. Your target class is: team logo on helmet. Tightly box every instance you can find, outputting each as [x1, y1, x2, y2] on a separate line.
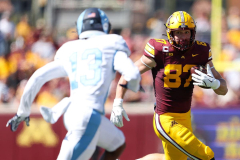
[87, 12, 96, 18]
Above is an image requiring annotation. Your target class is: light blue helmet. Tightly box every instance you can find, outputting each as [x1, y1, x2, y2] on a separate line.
[76, 8, 111, 36]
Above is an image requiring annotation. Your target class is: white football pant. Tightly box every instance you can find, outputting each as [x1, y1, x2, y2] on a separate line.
[57, 105, 125, 160]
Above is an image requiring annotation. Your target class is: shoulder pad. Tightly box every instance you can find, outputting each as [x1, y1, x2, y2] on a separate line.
[109, 34, 131, 56]
[194, 41, 212, 61]
[144, 39, 155, 57]
[144, 39, 169, 58]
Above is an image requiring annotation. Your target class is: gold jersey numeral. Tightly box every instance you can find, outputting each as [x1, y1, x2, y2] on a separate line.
[164, 64, 195, 88]
[155, 39, 167, 44]
[196, 40, 207, 46]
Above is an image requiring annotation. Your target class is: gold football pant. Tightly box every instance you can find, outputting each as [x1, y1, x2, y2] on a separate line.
[153, 110, 214, 160]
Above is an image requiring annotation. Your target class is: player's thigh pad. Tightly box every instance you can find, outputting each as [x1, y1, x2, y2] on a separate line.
[153, 111, 214, 160]
[97, 115, 125, 152]
[58, 109, 101, 160]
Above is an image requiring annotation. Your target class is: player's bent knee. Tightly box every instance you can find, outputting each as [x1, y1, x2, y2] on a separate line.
[109, 130, 125, 152]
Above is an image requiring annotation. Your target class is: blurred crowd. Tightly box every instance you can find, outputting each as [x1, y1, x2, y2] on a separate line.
[0, 0, 239, 110]
[0, 11, 70, 109]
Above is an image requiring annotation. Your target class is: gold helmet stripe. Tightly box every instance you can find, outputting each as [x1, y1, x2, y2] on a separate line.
[179, 11, 185, 27]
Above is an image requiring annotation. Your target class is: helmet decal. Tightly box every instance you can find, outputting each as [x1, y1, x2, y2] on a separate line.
[87, 12, 96, 18]
[166, 15, 172, 27]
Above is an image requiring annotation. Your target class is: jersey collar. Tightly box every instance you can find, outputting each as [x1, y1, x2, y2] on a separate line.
[79, 31, 107, 39]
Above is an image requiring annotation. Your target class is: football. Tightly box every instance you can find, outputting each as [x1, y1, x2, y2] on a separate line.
[191, 65, 211, 89]
[191, 65, 207, 75]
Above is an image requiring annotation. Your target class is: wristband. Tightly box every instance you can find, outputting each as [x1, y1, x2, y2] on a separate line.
[114, 99, 123, 104]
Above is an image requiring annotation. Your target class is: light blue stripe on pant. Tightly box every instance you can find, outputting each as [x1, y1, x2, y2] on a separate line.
[71, 110, 101, 160]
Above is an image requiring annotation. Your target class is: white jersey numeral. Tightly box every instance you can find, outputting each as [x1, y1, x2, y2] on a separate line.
[69, 49, 103, 89]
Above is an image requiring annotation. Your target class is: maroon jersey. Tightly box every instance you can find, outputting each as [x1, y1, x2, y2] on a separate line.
[143, 39, 212, 114]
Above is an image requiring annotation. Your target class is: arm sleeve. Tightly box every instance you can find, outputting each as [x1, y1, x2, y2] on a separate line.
[17, 61, 68, 117]
[114, 51, 141, 92]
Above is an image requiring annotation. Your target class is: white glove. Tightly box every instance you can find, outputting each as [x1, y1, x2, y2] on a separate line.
[110, 99, 130, 127]
[192, 64, 220, 90]
[6, 114, 30, 132]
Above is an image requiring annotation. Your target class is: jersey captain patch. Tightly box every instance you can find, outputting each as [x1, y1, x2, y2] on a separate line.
[162, 46, 169, 52]
[144, 42, 155, 57]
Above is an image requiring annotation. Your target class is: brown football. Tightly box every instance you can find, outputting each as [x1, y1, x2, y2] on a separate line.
[191, 65, 211, 89]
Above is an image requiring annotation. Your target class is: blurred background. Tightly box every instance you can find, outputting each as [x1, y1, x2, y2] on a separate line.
[0, 0, 240, 159]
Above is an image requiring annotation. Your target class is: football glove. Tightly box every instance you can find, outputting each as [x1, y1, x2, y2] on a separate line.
[6, 114, 30, 132]
[192, 64, 220, 90]
[110, 99, 130, 127]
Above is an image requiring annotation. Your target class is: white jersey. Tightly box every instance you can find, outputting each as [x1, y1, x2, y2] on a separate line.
[17, 33, 140, 117]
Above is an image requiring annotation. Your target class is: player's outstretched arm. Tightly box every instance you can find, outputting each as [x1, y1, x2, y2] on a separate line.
[115, 55, 156, 99]
[6, 61, 67, 131]
[111, 55, 156, 127]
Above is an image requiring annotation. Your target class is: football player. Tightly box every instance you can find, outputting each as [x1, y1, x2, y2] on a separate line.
[6, 8, 141, 160]
[111, 11, 228, 160]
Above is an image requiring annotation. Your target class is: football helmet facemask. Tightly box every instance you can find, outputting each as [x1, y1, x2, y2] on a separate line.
[165, 11, 196, 51]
